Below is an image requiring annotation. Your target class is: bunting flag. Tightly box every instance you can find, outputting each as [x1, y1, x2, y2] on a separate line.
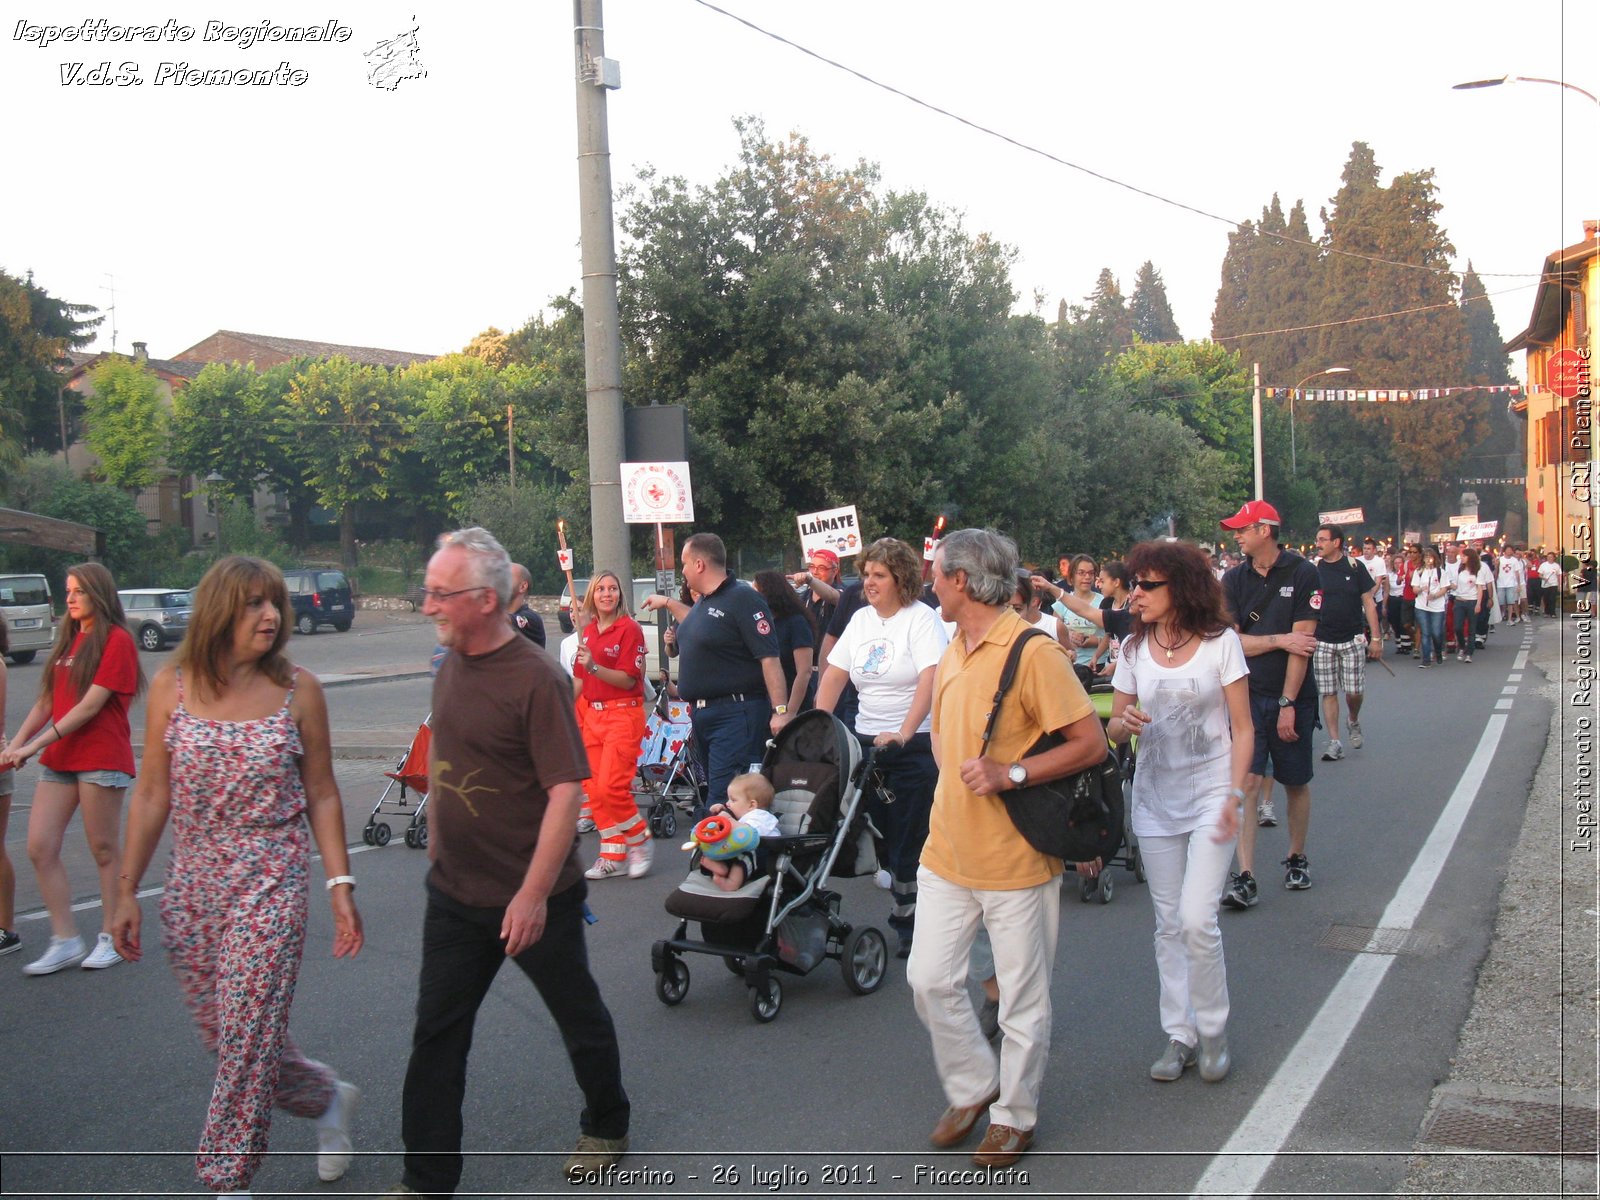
[1457, 477, 1527, 485]
[1266, 384, 1524, 403]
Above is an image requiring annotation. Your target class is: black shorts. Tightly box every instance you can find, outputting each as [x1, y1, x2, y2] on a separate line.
[1248, 692, 1317, 787]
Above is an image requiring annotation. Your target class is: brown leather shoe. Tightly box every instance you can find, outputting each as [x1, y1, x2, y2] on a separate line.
[972, 1122, 1033, 1166]
[928, 1089, 1000, 1148]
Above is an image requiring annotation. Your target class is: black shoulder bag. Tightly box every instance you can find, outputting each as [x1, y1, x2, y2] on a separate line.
[981, 628, 1125, 865]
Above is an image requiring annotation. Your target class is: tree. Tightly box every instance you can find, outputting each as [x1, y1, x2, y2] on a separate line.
[1107, 340, 1252, 468]
[1460, 264, 1513, 386]
[457, 476, 573, 594]
[285, 357, 405, 567]
[0, 453, 149, 583]
[1129, 261, 1181, 343]
[1210, 195, 1321, 380]
[0, 269, 100, 462]
[83, 355, 166, 491]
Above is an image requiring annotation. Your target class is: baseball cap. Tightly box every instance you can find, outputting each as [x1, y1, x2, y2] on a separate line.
[808, 548, 840, 569]
[1219, 500, 1282, 530]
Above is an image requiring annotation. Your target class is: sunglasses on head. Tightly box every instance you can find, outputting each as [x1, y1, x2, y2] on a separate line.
[1131, 578, 1169, 592]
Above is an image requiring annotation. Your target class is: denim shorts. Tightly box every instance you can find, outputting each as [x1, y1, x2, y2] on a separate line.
[40, 765, 134, 790]
[1247, 693, 1317, 787]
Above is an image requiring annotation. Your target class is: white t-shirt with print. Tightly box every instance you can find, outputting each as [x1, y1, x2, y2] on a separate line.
[1411, 568, 1449, 613]
[1451, 562, 1493, 602]
[1496, 555, 1523, 589]
[1111, 630, 1248, 838]
[827, 601, 948, 736]
[1360, 554, 1388, 598]
[1538, 560, 1563, 588]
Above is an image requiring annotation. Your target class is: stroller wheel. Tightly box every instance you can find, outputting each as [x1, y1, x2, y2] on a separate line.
[403, 826, 418, 849]
[1131, 845, 1147, 883]
[840, 926, 887, 995]
[749, 977, 782, 1023]
[1080, 876, 1097, 903]
[655, 958, 690, 1006]
[371, 822, 392, 847]
[1097, 871, 1114, 904]
[361, 823, 376, 846]
[414, 819, 429, 849]
[650, 805, 678, 840]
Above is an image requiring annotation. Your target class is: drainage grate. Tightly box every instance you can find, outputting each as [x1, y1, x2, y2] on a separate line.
[1317, 923, 1440, 955]
[1422, 1095, 1599, 1156]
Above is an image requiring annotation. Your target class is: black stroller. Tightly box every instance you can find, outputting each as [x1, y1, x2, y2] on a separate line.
[650, 710, 888, 1023]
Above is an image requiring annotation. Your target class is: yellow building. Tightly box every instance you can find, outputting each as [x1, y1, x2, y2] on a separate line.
[1507, 220, 1597, 555]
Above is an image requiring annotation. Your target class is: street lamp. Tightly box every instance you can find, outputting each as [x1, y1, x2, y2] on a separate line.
[1288, 367, 1352, 477]
[1453, 75, 1600, 106]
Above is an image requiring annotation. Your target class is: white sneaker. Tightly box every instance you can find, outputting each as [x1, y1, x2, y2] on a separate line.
[1348, 721, 1363, 750]
[626, 839, 654, 879]
[576, 816, 597, 834]
[316, 1080, 359, 1181]
[23, 935, 85, 975]
[1321, 739, 1344, 762]
[584, 857, 624, 880]
[1257, 799, 1277, 827]
[82, 932, 123, 970]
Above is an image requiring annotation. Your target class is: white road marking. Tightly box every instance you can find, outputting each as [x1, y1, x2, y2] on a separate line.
[1190, 714, 1509, 1197]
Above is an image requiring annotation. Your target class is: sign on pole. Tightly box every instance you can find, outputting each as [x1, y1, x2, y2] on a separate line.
[1457, 520, 1499, 541]
[1403, 530, 1421, 545]
[1448, 514, 1473, 528]
[796, 504, 861, 558]
[1317, 507, 1365, 526]
[620, 462, 694, 524]
[1547, 348, 1588, 400]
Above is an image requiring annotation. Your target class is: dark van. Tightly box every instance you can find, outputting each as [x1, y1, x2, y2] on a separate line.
[283, 568, 354, 634]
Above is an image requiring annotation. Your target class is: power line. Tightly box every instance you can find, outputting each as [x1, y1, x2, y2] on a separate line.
[689, 0, 1544, 283]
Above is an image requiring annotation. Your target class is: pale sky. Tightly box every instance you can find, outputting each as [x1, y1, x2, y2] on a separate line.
[6, 0, 1595, 388]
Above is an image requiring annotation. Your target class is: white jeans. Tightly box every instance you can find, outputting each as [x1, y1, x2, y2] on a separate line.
[907, 866, 1062, 1131]
[1140, 825, 1236, 1045]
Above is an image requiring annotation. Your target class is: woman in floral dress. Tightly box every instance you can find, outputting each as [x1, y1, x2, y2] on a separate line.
[112, 557, 363, 1197]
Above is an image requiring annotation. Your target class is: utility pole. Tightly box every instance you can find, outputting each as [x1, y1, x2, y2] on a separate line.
[507, 404, 515, 487]
[573, 0, 630, 584]
[1251, 361, 1264, 500]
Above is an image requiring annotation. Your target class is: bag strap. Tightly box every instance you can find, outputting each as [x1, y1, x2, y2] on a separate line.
[980, 627, 1048, 752]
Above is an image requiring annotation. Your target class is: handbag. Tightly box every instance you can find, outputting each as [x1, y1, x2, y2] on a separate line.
[981, 628, 1124, 865]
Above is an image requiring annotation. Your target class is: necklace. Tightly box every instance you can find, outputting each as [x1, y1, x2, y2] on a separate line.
[1151, 625, 1192, 662]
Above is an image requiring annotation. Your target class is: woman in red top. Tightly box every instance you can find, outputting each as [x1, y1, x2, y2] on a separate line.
[3, 563, 144, 974]
[574, 570, 652, 880]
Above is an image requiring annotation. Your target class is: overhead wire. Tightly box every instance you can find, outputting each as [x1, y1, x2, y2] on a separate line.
[687, 0, 1546, 284]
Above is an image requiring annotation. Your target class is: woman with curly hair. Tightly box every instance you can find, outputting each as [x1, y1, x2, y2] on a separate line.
[4, 562, 143, 975]
[1108, 541, 1252, 1084]
[816, 537, 948, 957]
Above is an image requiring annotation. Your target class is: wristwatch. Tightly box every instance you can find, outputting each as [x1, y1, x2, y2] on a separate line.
[1007, 762, 1028, 788]
[1277, 695, 1294, 708]
[773, 704, 789, 715]
[587, 661, 600, 675]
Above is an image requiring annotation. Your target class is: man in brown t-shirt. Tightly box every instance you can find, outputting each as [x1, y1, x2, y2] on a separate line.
[391, 527, 629, 1197]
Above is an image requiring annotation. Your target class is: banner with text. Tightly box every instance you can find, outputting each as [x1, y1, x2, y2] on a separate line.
[797, 504, 861, 559]
[1318, 507, 1365, 526]
[1457, 521, 1499, 541]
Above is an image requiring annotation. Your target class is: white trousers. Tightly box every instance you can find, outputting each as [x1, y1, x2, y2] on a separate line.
[1140, 824, 1236, 1045]
[907, 866, 1062, 1131]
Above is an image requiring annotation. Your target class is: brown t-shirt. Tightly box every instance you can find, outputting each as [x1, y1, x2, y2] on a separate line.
[428, 635, 590, 907]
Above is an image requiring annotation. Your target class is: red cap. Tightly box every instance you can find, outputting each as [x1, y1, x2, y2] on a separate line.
[1219, 500, 1282, 529]
[808, 548, 840, 568]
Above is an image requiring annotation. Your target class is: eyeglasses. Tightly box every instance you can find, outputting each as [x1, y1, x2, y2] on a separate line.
[1131, 579, 1169, 592]
[419, 585, 488, 604]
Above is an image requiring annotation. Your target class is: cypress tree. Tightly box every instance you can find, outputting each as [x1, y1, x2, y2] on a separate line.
[1129, 261, 1181, 343]
[1460, 263, 1513, 385]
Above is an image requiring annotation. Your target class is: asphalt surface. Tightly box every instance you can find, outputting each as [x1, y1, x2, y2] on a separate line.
[0, 605, 1592, 1198]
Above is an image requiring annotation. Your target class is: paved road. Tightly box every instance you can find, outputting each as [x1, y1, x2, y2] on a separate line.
[0, 617, 1557, 1197]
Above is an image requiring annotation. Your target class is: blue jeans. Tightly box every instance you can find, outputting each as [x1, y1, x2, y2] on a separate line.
[1453, 599, 1477, 654]
[1416, 609, 1445, 663]
[857, 732, 937, 938]
[690, 697, 772, 816]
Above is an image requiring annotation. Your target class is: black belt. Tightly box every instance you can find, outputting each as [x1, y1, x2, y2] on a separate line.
[691, 692, 755, 709]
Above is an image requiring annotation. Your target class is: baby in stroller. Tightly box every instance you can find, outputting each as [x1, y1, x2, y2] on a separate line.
[690, 773, 780, 892]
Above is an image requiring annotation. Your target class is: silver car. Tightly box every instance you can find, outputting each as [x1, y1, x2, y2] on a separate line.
[118, 588, 195, 652]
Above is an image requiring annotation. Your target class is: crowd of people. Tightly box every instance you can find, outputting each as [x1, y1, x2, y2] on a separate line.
[0, 504, 1582, 1194]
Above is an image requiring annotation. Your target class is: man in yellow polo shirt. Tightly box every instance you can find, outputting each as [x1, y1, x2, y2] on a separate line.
[910, 528, 1106, 1169]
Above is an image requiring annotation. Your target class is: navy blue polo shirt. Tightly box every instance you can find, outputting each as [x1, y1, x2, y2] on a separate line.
[675, 575, 780, 701]
[1222, 547, 1322, 700]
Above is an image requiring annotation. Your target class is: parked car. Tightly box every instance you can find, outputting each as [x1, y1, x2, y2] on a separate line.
[118, 588, 194, 652]
[557, 576, 658, 635]
[0, 572, 53, 664]
[282, 567, 355, 634]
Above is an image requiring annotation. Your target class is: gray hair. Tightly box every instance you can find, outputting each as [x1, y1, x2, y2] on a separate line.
[436, 526, 513, 607]
[937, 528, 1018, 607]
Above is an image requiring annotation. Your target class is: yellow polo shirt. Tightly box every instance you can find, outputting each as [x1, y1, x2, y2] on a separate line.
[924, 608, 1094, 890]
